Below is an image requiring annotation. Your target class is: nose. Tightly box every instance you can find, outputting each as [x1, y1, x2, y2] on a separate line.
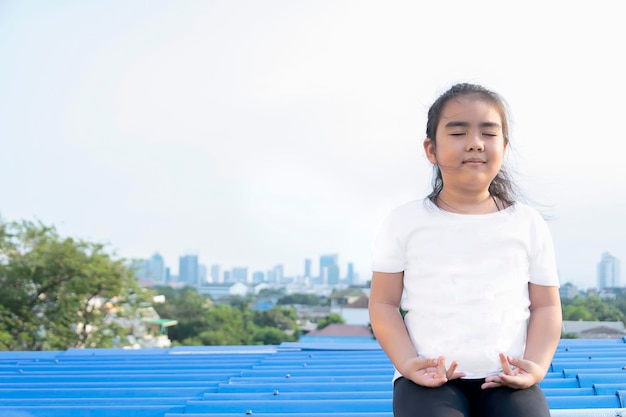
[466, 131, 484, 152]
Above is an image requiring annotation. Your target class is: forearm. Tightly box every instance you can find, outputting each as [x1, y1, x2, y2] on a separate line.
[524, 305, 562, 376]
[370, 302, 417, 373]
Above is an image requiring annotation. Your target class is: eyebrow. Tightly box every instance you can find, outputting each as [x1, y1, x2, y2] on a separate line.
[444, 121, 501, 129]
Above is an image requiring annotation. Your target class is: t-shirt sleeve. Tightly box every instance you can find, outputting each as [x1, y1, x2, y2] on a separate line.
[371, 209, 406, 273]
[528, 209, 560, 287]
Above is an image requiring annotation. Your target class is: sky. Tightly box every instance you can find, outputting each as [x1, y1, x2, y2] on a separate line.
[1, 1, 625, 289]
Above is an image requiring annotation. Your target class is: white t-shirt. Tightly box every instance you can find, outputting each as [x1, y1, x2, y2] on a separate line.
[372, 198, 560, 379]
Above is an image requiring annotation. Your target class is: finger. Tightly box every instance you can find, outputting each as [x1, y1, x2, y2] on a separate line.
[481, 380, 501, 389]
[507, 356, 526, 371]
[424, 375, 449, 387]
[499, 352, 514, 375]
[446, 360, 459, 380]
[450, 371, 466, 380]
[436, 356, 447, 377]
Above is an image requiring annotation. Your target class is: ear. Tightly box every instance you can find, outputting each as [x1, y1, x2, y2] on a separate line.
[423, 137, 437, 164]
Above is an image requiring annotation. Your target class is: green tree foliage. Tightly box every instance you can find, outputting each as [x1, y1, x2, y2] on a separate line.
[562, 295, 626, 323]
[317, 313, 345, 330]
[252, 327, 289, 345]
[152, 286, 209, 342]
[153, 287, 299, 346]
[278, 293, 327, 306]
[0, 219, 142, 350]
[562, 305, 593, 321]
[253, 306, 298, 330]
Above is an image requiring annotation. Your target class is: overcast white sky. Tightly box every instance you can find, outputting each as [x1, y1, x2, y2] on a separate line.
[1, 1, 625, 289]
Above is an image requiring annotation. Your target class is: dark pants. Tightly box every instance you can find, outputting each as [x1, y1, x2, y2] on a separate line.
[393, 377, 550, 417]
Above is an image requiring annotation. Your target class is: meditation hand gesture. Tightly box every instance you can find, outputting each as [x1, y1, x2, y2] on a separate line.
[401, 356, 466, 387]
[482, 353, 543, 390]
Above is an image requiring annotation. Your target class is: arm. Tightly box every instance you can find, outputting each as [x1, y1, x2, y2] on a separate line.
[483, 283, 562, 389]
[524, 283, 562, 375]
[369, 271, 463, 386]
[369, 271, 416, 368]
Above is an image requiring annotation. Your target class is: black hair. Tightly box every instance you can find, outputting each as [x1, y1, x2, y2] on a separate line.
[425, 83, 519, 207]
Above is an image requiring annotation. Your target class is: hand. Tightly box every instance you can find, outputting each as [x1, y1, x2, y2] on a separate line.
[482, 353, 543, 390]
[401, 356, 466, 387]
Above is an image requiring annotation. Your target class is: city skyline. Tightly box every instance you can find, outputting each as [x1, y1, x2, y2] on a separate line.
[133, 250, 359, 286]
[2, 2, 625, 291]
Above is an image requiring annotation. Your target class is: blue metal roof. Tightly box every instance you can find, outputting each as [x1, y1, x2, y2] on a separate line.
[2, 338, 626, 417]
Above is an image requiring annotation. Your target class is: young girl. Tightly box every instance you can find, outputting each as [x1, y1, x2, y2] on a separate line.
[369, 83, 562, 417]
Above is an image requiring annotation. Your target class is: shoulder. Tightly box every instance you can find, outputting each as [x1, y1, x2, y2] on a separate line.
[383, 198, 433, 222]
[505, 202, 545, 222]
[374, 198, 433, 236]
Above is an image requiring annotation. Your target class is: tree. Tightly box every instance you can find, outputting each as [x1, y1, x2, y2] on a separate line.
[278, 293, 326, 306]
[317, 313, 345, 330]
[252, 327, 292, 345]
[253, 306, 298, 330]
[563, 305, 593, 321]
[152, 286, 210, 342]
[0, 218, 143, 350]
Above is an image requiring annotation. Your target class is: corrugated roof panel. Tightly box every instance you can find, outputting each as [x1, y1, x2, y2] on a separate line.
[2, 339, 626, 417]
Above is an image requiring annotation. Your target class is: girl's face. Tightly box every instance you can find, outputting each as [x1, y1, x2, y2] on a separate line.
[423, 96, 507, 193]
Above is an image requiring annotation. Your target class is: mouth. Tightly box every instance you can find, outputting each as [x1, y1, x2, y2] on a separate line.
[463, 159, 485, 164]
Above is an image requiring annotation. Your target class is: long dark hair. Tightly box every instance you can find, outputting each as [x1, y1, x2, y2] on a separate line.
[425, 83, 519, 207]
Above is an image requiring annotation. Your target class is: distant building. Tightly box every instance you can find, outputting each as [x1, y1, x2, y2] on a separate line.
[197, 282, 249, 300]
[597, 252, 621, 290]
[300, 324, 374, 344]
[132, 252, 165, 285]
[179, 253, 199, 285]
[320, 254, 339, 285]
[346, 262, 355, 284]
[304, 258, 312, 278]
[210, 264, 220, 284]
[198, 264, 208, 285]
[325, 264, 340, 285]
[559, 282, 579, 299]
[252, 271, 265, 283]
[232, 267, 248, 283]
[562, 320, 626, 339]
[330, 288, 368, 325]
[274, 264, 284, 284]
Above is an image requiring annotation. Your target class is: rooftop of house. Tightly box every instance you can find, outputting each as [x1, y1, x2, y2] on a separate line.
[305, 323, 372, 337]
[3, 338, 626, 417]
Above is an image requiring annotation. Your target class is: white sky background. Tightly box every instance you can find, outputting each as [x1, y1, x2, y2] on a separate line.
[1, 1, 625, 289]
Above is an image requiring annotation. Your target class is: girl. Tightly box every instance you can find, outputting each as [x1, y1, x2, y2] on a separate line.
[368, 83, 562, 417]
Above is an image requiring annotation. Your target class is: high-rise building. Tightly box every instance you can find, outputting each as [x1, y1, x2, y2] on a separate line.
[131, 252, 165, 284]
[274, 264, 284, 284]
[148, 253, 165, 284]
[266, 268, 275, 284]
[179, 253, 199, 285]
[346, 262, 355, 284]
[319, 254, 338, 285]
[597, 252, 621, 290]
[210, 264, 221, 284]
[198, 264, 207, 285]
[252, 271, 265, 283]
[326, 264, 340, 285]
[232, 267, 248, 283]
[304, 258, 312, 278]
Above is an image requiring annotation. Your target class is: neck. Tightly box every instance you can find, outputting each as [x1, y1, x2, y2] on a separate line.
[436, 189, 499, 214]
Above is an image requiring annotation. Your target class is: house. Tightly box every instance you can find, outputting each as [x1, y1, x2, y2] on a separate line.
[330, 288, 370, 325]
[196, 282, 248, 299]
[562, 320, 626, 339]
